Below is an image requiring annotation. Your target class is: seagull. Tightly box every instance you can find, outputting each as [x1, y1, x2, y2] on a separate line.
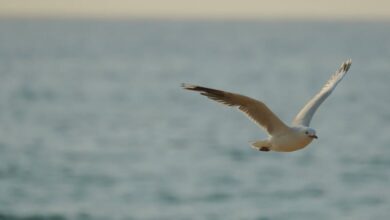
[182, 59, 352, 152]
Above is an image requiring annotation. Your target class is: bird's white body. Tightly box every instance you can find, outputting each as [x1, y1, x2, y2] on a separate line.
[183, 59, 352, 152]
[252, 126, 314, 152]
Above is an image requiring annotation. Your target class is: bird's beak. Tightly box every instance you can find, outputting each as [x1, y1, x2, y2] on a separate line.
[310, 135, 318, 139]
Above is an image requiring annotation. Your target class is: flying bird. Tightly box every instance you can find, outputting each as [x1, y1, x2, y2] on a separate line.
[182, 59, 352, 152]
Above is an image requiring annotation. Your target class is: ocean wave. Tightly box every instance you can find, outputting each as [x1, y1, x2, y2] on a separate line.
[0, 214, 66, 220]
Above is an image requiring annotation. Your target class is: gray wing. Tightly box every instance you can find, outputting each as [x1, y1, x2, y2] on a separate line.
[292, 59, 352, 126]
[182, 83, 289, 135]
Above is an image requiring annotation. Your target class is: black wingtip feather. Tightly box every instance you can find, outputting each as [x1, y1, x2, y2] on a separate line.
[342, 59, 352, 72]
[182, 83, 225, 96]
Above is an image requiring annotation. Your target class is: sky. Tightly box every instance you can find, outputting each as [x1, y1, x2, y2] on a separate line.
[0, 0, 390, 20]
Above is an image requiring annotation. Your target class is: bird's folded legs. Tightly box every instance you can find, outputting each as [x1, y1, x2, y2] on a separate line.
[259, 147, 270, 152]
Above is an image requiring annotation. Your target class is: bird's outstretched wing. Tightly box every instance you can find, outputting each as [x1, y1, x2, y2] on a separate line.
[292, 59, 352, 126]
[182, 83, 289, 135]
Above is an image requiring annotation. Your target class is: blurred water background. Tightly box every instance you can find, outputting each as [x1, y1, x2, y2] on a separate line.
[0, 19, 390, 220]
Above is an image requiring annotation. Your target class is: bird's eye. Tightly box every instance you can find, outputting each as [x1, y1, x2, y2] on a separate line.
[305, 131, 309, 134]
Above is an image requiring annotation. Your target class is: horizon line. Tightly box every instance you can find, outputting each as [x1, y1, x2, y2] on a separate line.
[1, 14, 390, 23]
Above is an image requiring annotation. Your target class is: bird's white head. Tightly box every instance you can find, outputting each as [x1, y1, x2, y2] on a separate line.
[304, 128, 318, 139]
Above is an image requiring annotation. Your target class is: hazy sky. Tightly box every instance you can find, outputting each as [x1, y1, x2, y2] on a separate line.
[1, 0, 390, 20]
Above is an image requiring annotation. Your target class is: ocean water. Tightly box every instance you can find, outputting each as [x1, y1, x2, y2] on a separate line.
[0, 19, 390, 220]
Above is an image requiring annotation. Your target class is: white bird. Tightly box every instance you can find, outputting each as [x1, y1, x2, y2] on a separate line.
[182, 59, 352, 152]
